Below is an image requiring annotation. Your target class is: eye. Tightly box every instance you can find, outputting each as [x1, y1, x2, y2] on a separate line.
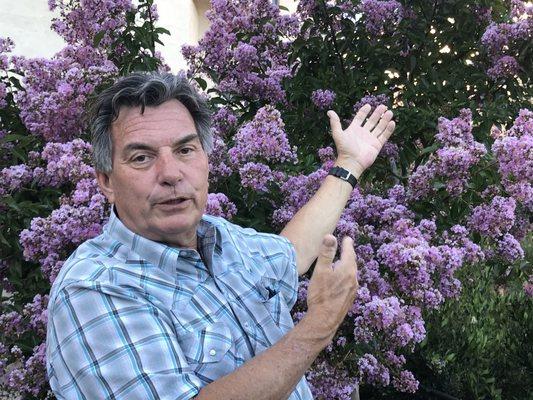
[131, 154, 151, 163]
[179, 146, 194, 155]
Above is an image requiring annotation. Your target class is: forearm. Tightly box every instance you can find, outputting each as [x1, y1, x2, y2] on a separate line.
[281, 158, 362, 275]
[196, 313, 331, 400]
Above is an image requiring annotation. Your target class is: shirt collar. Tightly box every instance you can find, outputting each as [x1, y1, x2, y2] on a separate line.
[104, 207, 221, 277]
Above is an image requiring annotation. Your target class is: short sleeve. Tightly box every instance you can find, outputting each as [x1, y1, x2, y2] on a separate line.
[46, 280, 202, 400]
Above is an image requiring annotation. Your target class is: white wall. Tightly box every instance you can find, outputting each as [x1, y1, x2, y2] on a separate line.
[0, 0, 210, 71]
[0, 0, 64, 58]
[0, 0, 296, 70]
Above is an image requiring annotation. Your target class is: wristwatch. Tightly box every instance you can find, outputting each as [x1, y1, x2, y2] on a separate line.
[328, 166, 357, 189]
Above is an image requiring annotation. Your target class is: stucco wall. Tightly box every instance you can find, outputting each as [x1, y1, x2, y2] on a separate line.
[0, 0, 296, 70]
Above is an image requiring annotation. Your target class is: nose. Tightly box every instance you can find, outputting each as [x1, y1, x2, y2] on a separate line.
[156, 150, 183, 187]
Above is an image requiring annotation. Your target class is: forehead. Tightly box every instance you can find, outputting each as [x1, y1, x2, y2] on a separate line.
[111, 99, 197, 145]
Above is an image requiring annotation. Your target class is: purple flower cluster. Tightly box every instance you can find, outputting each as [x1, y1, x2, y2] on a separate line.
[353, 94, 390, 113]
[13, 46, 117, 142]
[205, 193, 237, 220]
[408, 109, 487, 199]
[0, 139, 94, 195]
[229, 105, 298, 166]
[487, 55, 521, 80]
[311, 89, 336, 110]
[48, 0, 133, 48]
[306, 359, 358, 400]
[20, 178, 107, 282]
[468, 196, 516, 238]
[468, 196, 525, 262]
[182, 0, 299, 103]
[0, 343, 47, 397]
[239, 162, 278, 192]
[492, 109, 533, 211]
[359, 0, 404, 37]
[480, 1, 532, 79]
[1, 139, 107, 282]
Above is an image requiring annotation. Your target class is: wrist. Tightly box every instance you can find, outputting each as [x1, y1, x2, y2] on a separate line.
[298, 310, 336, 346]
[334, 157, 365, 179]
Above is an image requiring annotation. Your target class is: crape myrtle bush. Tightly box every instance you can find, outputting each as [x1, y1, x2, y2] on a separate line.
[0, 0, 531, 399]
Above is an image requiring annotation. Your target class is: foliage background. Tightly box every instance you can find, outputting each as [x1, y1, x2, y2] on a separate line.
[0, 0, 531, 399]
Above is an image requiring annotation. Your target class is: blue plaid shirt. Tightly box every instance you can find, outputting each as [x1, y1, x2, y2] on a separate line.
[46, 210, 313, 399]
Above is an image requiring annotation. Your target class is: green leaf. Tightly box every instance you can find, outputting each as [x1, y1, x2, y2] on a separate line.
[93, 31, 106, 47]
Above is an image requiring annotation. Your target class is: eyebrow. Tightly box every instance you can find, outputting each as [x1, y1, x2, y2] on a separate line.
[121, 133, 200, 157]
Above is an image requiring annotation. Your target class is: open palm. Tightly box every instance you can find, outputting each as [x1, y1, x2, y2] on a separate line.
[328, 104, 396, 177]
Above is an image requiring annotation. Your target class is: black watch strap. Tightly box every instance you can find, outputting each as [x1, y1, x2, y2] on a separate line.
[328, 166, 357, 189]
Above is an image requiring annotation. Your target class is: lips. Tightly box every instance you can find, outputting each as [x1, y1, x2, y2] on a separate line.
[159, 197, 189, 205]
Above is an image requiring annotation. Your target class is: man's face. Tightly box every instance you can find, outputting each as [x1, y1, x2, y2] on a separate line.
[96, 99, 209, 248]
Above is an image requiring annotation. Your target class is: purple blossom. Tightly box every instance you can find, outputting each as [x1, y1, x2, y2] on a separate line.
[492, 109, 533, 210]
[0, 312, 26, 337]
[239, 162, 275, 192]
[49, 0, 133, 48]
[311, 89, 336, 110]
[496, 233, 524, 262]
[480, 1, 532, 77]
[229, 105, 297, 166]
[306, 359, 358, 400]
[487, 55, 521, 80]
[359, 0, 404, 37]
[0, 164, 34, 196]
[408, 109, 487, 200]
[183, 0, 299, 103]
[13, 46, 117, 142]
[212, 107, 238, 138]
[393, 370, 419, 393]
[205, 193, 237, 220]
[209, 133, 233, 184]
[20, 178, 106, 282]
[468, 196, 516, 238]
[353, 94, 390, 113]
[358, 353, 390, 386]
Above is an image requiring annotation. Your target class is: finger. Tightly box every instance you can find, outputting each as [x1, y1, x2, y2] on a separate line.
[340, 236, 356, 267]
[363, 105, 388, 131]
[315, 234, 338, 271]
[372, 110, 394, 137]
[349, 104, 372, 128]
[378, 121, 396, 145]
[327, 110, 344, 139]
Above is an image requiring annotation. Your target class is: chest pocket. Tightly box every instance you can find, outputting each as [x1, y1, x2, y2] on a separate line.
[255, 276, 295, 333]
[178, 321, 232, 365]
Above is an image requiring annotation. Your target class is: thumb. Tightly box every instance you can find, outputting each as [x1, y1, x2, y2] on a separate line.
[315, 234, 338, 270]
[327, 110, 343, 139]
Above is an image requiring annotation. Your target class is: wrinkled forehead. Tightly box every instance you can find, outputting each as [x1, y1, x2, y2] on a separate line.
[111, 99, 196, 143]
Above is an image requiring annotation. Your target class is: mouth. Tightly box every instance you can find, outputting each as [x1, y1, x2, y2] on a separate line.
[159, 197, 189, 205]
[157, 197, 191, 206]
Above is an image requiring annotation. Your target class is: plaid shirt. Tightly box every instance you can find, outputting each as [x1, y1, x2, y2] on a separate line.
[46, 210, 313, 399]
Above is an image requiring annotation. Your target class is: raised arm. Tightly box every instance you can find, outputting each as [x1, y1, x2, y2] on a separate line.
[281, 104, 395, 275]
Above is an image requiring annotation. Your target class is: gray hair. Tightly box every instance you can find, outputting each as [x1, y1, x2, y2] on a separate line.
[89, 72, 212, 172]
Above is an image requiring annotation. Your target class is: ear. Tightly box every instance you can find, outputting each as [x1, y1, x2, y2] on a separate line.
[96, 170, 115, 204]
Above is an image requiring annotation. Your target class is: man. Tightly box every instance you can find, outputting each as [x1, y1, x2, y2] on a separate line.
[46, 72, 395, 399]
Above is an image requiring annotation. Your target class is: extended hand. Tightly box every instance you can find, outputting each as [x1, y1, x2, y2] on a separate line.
[328, 104, 396, 178]
[306, 235, 358, 338]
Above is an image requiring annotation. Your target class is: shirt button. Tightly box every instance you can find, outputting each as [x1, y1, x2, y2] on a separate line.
[209, 349, 217, 357]
[243, 322, 250, 329]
